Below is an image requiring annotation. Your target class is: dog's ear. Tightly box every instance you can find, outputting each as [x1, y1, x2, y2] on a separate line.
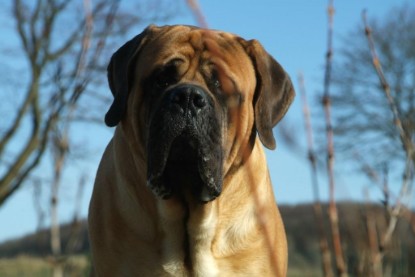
[105, 26, 153, 127]
[244, 39, 295, 150]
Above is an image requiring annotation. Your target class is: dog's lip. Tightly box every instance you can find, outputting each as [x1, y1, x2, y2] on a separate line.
[147, 132, 221, 202]
[167, 134, 198, 162]
[147, 132, 199, 183]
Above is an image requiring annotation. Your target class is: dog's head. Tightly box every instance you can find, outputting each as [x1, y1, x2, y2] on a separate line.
[105, 25, 294, 202]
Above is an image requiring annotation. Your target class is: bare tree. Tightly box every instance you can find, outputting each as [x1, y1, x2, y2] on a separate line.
[330, 4, 415, 171]
[319, 4, 415, 275]
[0, 1, 181, 275]
[359, 11, 415, 276]
[0, 0, 179, 205]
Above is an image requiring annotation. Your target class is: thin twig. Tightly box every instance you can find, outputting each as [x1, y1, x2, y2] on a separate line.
[186, 0, 208, 28]
[353, 153, 397, 206]
[298, 72, 333, 277]
[322, 1, 348, 276]
[364, 188, 383, 277]
[381, 158, 413, 249]
[50, 128, 69, 277]
[72, 0, 93, 81]
[32, 178, 45, 231]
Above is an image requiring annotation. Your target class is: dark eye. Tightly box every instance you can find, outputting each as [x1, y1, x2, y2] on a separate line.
[155, 75, 172, 89]
[154, 58, 183, 89]
[213, 79, 220, 88]
[154, 66, 177, 89]
[211, 70, 221, 89]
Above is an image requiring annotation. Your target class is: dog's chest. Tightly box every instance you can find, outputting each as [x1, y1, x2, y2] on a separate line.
[157, 200, 219, 276]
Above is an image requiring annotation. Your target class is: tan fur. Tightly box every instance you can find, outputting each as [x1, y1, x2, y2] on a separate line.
[89, 25, 290, 276]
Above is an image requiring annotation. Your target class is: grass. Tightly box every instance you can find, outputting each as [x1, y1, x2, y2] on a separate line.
[0, 255, 89, 277]
[288, 268, 322, 277]
[0, 254, 320, 276]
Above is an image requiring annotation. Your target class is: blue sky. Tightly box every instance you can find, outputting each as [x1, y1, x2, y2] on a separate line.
[0, 0, 409, 243]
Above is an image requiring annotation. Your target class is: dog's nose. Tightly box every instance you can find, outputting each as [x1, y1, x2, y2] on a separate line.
[169, 85, 208, 114]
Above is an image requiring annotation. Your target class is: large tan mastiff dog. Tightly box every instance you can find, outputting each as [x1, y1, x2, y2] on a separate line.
[89, 24, 294, 276]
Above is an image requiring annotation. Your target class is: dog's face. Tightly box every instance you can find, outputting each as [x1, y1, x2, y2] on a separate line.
[105, 25, 294, 203]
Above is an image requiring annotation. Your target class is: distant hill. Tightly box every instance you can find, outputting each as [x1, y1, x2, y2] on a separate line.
[0, 202, 414, 276]
[0, 219, 89, 258]
[280, 202, 415, 276]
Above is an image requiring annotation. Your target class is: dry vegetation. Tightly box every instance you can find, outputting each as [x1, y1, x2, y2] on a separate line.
[0, 203, 414, 276]
[0, 255, 89, 277]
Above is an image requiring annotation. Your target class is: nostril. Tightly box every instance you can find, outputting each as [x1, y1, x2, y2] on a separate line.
[193, 94, 207, 108]
[169, 85, 208, 113]
[171, 92, 185, 105]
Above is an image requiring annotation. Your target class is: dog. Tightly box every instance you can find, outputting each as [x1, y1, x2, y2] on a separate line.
[88, 24, 294, 276]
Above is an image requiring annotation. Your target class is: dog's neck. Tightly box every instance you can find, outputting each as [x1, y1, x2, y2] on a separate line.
[155, 139, 271, 276]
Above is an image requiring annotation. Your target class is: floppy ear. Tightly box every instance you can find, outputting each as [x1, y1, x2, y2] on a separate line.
[245, 40, 295, 150]
[105, 27, 152, 127]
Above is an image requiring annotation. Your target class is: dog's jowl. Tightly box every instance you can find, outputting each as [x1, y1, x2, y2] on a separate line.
[88, 24, 295, 277]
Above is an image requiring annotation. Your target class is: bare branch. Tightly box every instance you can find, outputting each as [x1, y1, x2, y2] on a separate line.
[381, 158, 414, 249]
[13, 0, 30, 55]
[0, 81, 38, 156]
[364, 189, 383, 277]
[50, 127, 69, 258]
[360, 10, 415, 275]
[298, 72, 333, 277]
[0, 112, 57, 205]
[362, 10, 415, 164]
[0, 108, 41, 201]
[186, 0, 208, 28]
[0, 0, 121, 204]
[353, 153, 399, 206]
[72, 0, 93, 81]
[322, 1, 348, 275]
[45, 2, 109, 62]
[70, 0, 120, 104]
[29, 0, 43, 53]
[32, 178, 46, 231]
[1, 0, 179, 206]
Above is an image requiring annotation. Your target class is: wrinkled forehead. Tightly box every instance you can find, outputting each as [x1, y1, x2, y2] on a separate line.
[137, 25, 253, 77]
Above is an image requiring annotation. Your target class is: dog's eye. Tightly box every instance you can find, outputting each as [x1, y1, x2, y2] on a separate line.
[155, 76, 172, 89]
[211, 70, 221, 89]
[154, 69, 176, 89]
[213, 79, 221, 88]
[153, 59, 182, 89]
